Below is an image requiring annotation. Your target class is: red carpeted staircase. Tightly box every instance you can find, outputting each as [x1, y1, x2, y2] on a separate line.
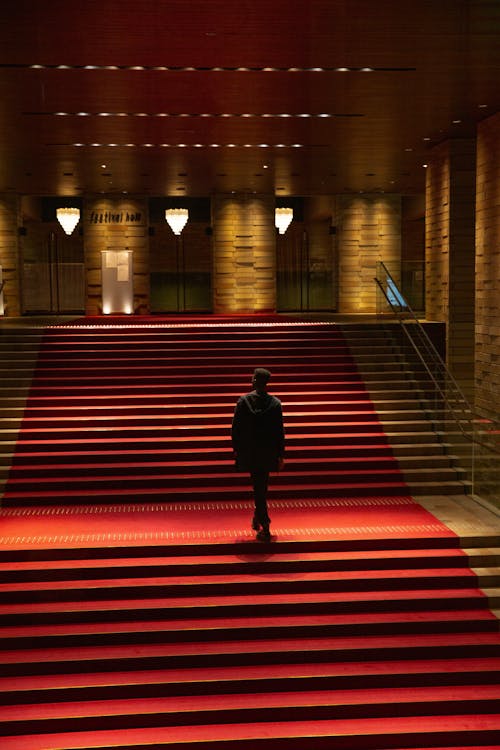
[1, 317, 463, 504]
[0, 317, 498, 749]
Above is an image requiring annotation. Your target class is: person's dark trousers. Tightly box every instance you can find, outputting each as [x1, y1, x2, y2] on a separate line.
[250, 469, 270, 529]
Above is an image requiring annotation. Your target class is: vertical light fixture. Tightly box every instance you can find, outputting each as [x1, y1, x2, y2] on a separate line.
[275, 207, 293, 234]
[56, 207, 81, 235]
[165, 208, 189, 235]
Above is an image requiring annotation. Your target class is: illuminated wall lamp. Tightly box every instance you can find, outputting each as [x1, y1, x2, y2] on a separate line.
[275, 207, 293, 234]
[56, 207, 80, 235]
[165, 208, 189, 235]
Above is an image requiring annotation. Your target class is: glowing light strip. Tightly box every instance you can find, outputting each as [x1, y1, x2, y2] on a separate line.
[19, 64, 412, 72]
[35, 112, 362, 118]
[64, 142, 308, 148]
[47, 321, 334, 329]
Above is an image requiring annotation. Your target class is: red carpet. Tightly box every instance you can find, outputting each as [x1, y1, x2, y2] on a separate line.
[0, 317, 499, 748]
[4, 317, 414, 506]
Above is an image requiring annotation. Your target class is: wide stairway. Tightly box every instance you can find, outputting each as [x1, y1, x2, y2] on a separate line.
[0, 317, 498, 749]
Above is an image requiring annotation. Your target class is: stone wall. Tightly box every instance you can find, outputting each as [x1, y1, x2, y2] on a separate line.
[333, 194, 401, 313]
[212, 194, 276, 313]
[0, 195, 21, 317]
[84, 197, 149, 315]
[475, 113, 500, 420]
[425, 139, 476, 398]
[425, 144, 449, 322]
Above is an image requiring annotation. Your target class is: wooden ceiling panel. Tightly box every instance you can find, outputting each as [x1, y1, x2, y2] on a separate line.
[0, 0, 499, 197]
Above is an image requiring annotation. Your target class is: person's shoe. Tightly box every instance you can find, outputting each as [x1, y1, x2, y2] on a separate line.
[256, 527, 271, 542]
[251, 516, 261, 531]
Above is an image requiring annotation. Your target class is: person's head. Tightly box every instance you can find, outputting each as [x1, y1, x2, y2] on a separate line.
[252, 367, 271, 392]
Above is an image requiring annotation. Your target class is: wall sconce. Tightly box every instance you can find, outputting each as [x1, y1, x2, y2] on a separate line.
[165, 208, 189, 235]
[56, 207, 80, 235]
[275, 207, 293, 234]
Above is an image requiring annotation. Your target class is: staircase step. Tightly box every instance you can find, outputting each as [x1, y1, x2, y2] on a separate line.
[1, 608, 497, 649]
[1, 546, 480, 582]
[1, 684, 500, 737]
[0, 656, 498, 705]
[0, 565, 484, 602]
[0, 587, 491, 629]
[0, 711, 499, 749]
[3, 630, 500, 677]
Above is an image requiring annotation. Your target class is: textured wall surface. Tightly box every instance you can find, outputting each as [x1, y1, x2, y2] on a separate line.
[0, 195, 21, 317]
[476, 114, 500, 420]
[84, 198, 149, 315]
[425, 144, 450, 323]
[212, 194, 276, 313]
[333, 195, 401, 313]
[425, 140, 476, 399]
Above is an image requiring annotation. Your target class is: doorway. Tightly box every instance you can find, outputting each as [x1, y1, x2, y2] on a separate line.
[22, 228, 85, 315]
[149, 198, 212, 313]
[276, 221, 337, 312]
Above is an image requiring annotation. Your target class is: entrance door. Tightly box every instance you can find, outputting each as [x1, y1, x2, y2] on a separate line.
[276, 223, 337, 312]
[22, 229, 85, 314]
[150, 227, 212, 313]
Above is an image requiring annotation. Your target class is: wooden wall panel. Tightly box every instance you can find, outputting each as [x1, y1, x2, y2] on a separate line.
[0, 195, 21, 317]
[476, 113, 500, 421]
[84, 197, 149, 315]
[212, 194, 276, 313]
[425, 139, 476, 399]
[333, 194, 401, 313]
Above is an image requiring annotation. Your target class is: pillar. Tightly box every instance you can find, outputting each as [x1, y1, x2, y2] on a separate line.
[333, 194, 401, 313]
[212, 194, 276, 313]
[0, 195, 22, 317]
[425, 139, 476, 399]
[476, 113, 500, 421]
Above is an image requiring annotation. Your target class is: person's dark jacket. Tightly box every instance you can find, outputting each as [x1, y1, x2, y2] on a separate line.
[231, 391, 285, 472]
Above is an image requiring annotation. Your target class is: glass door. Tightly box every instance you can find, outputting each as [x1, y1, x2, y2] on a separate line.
[22, 227, 85, 314]
[277, 221, 337, 312]
[150, 225, 212, 313]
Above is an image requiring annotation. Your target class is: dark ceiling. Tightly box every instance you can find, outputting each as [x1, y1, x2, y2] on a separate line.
[1, 0, 499, 199]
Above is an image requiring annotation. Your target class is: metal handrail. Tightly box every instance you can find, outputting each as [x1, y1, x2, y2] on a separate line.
[374, 275, 472, 438]
[374, 263, 500, 452]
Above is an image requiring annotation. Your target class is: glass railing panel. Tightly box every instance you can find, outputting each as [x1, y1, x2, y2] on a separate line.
[472, 416, 500, 509]
[374, 261, 500, 505]
[376, 261, 425, 316]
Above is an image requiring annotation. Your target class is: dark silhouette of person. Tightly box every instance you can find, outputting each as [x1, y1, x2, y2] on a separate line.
[231, 368, 285, 541]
